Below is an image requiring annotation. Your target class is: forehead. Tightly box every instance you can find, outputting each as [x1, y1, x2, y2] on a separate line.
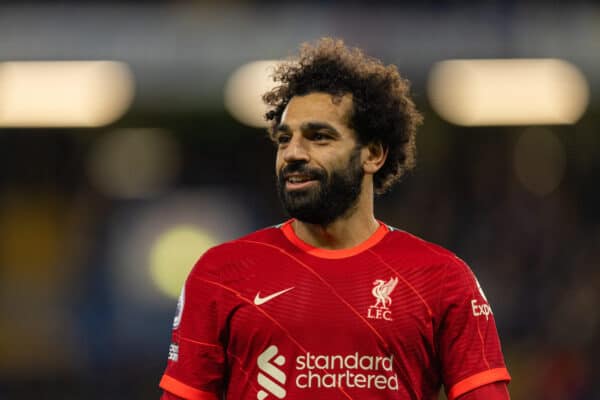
[281, 92, 353, 128]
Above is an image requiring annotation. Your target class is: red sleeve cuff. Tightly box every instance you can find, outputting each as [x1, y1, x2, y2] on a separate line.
[447, 368, 511, 400]
[159, 374, 218, 400]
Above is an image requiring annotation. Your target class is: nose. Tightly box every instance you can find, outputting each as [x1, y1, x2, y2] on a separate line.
[282, 136, 310, 163]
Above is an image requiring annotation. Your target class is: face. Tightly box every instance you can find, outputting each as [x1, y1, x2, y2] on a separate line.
[274, 92, 365, 226]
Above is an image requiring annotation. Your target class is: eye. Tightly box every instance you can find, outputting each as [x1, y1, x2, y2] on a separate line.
[276, 134, 291, 145]
[313, 131, 331, 141]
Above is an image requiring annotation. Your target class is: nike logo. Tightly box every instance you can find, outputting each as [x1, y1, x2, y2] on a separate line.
[254, 287, 295, 305]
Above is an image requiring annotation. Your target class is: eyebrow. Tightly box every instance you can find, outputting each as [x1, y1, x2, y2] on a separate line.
[274, 121, 341, 138]
[274, 123, 291, 134]
[301, 121, 340, 136]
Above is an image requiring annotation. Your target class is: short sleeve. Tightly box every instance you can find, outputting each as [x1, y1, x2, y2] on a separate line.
[437, 259, 511, 400]
[159, 257, 226, 400]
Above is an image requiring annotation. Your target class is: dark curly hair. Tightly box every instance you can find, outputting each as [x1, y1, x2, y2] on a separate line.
[263, 37, 422, 194]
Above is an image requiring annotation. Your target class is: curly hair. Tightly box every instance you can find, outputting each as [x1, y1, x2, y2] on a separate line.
[263, 37, 422, 195]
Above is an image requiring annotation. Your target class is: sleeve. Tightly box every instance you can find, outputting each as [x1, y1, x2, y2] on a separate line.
[159, 256, 226, 400]
[457, 382, 510, 400]
[437, 259, 511, 400]
[160, 389, 190, 400]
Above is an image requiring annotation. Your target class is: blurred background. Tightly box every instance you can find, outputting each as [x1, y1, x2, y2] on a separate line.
[0, 0, 598, 399]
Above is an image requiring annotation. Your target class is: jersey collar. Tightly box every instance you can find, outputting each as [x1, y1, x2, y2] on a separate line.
[280, 219, 389, 259]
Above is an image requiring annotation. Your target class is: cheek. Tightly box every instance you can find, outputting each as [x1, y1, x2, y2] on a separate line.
[275, 152, 284, 174]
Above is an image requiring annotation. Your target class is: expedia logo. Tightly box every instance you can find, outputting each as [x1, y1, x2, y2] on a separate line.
[257, 345, 287, 399]
[471, 299, 493, 320]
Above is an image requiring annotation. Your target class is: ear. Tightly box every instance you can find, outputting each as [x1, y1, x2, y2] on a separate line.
[362, 141, 388, 175]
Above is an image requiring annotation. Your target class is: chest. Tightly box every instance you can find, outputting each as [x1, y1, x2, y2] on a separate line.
[222, 257, 436, 356]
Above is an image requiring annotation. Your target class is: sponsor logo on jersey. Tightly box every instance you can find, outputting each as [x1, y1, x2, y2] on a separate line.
[254, 287, 295, 306]
[257, 345, 287, 399]
[295, 352, 398, 391]
[256, 345, 398, 395]
[168, 343, 179, 362]
[471, 278, 493, 320]
[172, 285, 185, 330]
[367, 277, 398, 321]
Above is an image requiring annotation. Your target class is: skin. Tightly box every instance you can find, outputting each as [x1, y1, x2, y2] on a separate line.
[274, 92, 388, 250]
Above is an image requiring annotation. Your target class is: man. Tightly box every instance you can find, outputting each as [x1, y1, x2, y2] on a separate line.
[159, 38, 510, 399]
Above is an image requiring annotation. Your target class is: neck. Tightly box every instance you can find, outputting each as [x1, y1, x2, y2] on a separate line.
[292, 181, 379, 250]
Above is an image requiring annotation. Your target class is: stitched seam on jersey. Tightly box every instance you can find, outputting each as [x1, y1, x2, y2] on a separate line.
[368, 249, 434, 317]
[437, 264, 450, 336]
[397, 230, 461, 262]
[195, 276, 355, 400]
[476, 325, 491, 370]
[437, 263, 450, 332]
[458, 266, 491, 371]
[176, 335, 222, 349]
[471, 275, 491, 370]
[432, 263, 450, 368]
[440, 263, 492, 376]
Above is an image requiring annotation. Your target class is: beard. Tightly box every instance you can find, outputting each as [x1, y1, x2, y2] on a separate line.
[276, 147, 364, 226]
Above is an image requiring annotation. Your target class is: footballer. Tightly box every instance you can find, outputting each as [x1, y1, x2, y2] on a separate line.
[159, 38, 511, 400]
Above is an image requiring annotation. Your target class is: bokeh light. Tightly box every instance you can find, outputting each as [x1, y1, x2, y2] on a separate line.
[149, 225, 218, 299]
[109, 190, 253, 308]
[224, 60, 281, 128]
[0, 61, 134, 127]
[513, 128, 566, 197]
[428, 59, 589, 126]
[87, 128, 181, 199]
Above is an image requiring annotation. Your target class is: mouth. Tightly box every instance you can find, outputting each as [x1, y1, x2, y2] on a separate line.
[284, 174, 319, 190]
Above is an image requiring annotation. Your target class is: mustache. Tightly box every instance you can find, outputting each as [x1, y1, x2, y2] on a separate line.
[279, 162, 326, 181]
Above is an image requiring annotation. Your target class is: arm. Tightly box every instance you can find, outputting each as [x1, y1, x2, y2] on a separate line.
[160, 389, 219, 400]
[437, 260, 511, 400]
[161, 390, 185, 400]
[457, 382, 510, 400]
[158, 251, 227, 399]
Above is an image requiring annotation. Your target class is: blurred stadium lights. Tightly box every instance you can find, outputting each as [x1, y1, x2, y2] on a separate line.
[109, 190, 253, 308]
[513, 128, 566, 197]
[87, 128, 181, 199]
[224, 60, 281, 128]
[427, 59, 589, 126]
[150, 225, 218, 299]
[0, 61, 134, 128]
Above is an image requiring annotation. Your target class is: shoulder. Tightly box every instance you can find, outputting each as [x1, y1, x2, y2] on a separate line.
[382, 225, 468, 271]
[384, 228, 482, 297]
[188, 224, 285, 279]
[380, 225, 479, 291]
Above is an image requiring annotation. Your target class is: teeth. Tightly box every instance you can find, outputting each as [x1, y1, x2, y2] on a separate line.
[288, 176, 309, 183]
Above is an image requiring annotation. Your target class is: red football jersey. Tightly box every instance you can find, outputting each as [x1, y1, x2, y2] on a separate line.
[159, 220, 510, 400]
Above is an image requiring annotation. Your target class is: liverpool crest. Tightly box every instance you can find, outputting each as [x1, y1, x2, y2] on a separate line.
[367, 277, 398, 321]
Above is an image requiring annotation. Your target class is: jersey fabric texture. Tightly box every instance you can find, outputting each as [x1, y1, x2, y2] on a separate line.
[159, 220, 510, 400]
